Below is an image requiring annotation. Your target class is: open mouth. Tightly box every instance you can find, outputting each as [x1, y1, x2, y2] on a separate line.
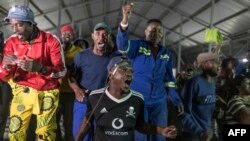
[64, 37, 70, 41]
[125, 79, 132, 85]
[97, 42, 105, 48]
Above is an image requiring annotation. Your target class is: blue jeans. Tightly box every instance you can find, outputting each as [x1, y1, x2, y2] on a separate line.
[135, 100, 168, 141]
[73, 100, 94, 141]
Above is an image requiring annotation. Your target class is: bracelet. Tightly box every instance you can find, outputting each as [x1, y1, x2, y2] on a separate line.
[120, 22, 128, 28]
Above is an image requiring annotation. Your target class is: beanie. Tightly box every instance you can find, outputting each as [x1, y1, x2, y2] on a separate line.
[197, 52, 218, 67]
[60, 25, 74, 34]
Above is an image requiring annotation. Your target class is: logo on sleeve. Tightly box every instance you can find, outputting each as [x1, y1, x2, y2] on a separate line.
[126, 106, 135, 118]
[195, 94, 216, 104]
[100, 107, 108, 113]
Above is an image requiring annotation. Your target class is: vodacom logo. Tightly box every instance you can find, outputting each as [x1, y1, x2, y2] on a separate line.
[112, 118, 124, 129]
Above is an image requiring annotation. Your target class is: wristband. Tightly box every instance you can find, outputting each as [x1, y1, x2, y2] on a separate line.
[120, 22, 128, 28]
[39, 65, 46, 74]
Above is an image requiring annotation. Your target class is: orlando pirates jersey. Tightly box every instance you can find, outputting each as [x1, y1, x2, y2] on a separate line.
[86, 87, 145, 141]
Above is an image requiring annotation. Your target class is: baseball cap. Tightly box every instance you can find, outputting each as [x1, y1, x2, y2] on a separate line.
[4, 5, 36, 25]
[107, 56, 131, 71]
[60, 25, 74, 34]
[197, 52, 219, 67]
[93, 22, 111, 34]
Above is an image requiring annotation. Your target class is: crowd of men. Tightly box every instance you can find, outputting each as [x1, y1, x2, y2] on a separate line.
[1, 2, 250, 141]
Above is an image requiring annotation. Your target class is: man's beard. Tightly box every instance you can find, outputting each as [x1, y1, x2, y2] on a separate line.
[147, 36, 161, 45]
[208, 69, 218, 77]
[62, 37, 71, 44]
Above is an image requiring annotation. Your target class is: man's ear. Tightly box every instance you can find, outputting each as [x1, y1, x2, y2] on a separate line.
[108, 70, 113, 79]
[144, 28, 147, 36]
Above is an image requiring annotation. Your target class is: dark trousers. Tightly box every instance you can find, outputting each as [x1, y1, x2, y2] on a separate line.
[0, 81, 12, 140]
[27, 114, 37, 141]
[56, 92, 75, 141]
[167, 98, 183, 141]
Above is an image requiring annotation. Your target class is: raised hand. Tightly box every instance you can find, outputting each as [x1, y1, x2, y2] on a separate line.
[121, 1, 133, 30]
[122, 1, 133, 19]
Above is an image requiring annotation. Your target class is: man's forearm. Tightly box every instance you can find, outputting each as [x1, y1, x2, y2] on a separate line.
[68, 77, 80, 91]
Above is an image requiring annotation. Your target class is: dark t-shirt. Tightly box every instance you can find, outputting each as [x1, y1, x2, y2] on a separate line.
[72, 48, 120, 91]
[86, 87, 145, 141]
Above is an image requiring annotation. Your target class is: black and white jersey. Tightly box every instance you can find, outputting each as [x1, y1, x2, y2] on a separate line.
[86, 87, 144, 141]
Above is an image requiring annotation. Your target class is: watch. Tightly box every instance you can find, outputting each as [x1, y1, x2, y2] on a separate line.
[39, 65, 47, 74]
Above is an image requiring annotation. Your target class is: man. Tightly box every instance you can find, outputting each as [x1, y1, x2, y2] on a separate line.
[76, 56, 177, 141]
[69, 22, 119, 141]
[0, 5, 66, 141]
[116, 3, 183, 141]
[178, 52, 220, 141]
[0, 31, 36, 141]
[226, 75, 250, 124]
[214, 57, 238, 139]
[176, 65, 195, 94]
[236, 49, 250, 76]
[74, 37, 89, 50]
[56, 25, 83, 141]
